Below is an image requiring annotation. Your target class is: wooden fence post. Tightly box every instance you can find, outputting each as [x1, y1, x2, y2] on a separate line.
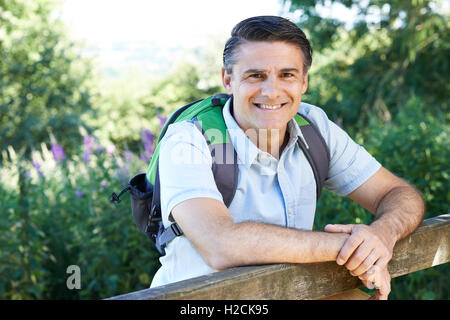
[107, 214, 449, 300]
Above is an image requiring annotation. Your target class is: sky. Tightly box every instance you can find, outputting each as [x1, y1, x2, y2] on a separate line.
[61, 0, 284, 48]
[59, 0, 288, 77]
[57, 0, 449, 78]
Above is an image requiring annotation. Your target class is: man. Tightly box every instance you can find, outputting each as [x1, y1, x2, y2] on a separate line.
[149, 16, 424, 300]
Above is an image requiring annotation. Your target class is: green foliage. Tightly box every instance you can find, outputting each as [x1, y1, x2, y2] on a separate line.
[316, 96, 449, 227]
[0, 142, 161, 299]
[288, 0, 449, 128]
[85, 59, 223, 156]
[363, 96, 449, 217]
[0, 0, 95, 159]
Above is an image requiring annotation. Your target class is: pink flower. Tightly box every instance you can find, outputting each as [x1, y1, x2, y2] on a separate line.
[83, 135, 95, 153]
[106, 144, 116, 155]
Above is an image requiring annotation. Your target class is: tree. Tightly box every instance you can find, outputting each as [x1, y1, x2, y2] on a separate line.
[285, 0, 449, 128]
[0, 0, 95, 160]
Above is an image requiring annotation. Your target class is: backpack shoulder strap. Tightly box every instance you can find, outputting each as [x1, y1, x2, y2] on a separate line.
[152, 94, 236, 252]
[294, 113, 330, 201]
[192, 117, 238, 207]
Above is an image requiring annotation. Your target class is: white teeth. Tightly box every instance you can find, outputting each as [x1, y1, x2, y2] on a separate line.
[258, 104, 282, 110]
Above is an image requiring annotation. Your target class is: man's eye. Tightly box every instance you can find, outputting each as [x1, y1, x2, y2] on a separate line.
[249, 74, 263, 79]
[282, 73, 294, 78]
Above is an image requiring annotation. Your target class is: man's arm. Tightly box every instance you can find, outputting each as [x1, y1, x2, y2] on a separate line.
[350, 166, 424, 245]
[171, 197, 350, 270]
[325, 166, 424, 299]
[366, 176, 425, 249]
[327, 167, 424, 269]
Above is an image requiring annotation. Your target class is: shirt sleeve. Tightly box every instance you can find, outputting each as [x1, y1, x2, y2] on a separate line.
[324, 120, 382, 196]
[158, 121, 224, 227]
[299, 103, 382, 196]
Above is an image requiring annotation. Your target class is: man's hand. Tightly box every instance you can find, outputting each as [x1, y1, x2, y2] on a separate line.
[324, 223, 394, 299]
[359, 265, 391, 300]
[324, 224, 393, 276]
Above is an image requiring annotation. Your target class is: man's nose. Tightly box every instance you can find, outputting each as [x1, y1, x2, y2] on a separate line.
[260, 76, 281, 100]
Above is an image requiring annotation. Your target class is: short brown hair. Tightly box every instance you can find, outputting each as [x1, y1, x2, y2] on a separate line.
[223, 16, 312, 75]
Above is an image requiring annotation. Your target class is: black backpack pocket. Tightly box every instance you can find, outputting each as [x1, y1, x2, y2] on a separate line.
[128, 173, 154, 236]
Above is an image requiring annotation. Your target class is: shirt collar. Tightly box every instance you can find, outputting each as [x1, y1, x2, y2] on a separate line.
[222, 97, 307, 167]
[222, 98, 259, 168]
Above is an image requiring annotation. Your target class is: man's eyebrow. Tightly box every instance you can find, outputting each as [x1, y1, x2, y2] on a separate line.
[242, 68, 301, 75]
[280, 68, 301, 73]
[242, 69, 266, 75]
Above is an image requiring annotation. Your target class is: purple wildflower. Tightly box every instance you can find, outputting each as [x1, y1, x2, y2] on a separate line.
[157, 115, 168, 129]
[32, 161, 41, 171]
[141, 129, 154, 148]
[51, 144, 66, 162]
[75, 190, 85, 197]
[83, 135, 95, 153]
[82, 151, 91, 163]
[141, 129, 155, 162]
[32, 161, 43, 177]
[124, 150, 134, 162]
[99, 179, 107, 192]
[116, 166, 129, 187]
[140, 152, 149, 164]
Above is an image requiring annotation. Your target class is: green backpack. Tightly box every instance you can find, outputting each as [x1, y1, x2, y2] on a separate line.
[111, 93, 330, 255]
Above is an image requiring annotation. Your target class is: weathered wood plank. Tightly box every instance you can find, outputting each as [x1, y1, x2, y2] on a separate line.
[388, 214, 450, 278]
[107, 214, 449, 300]
[319, 288, 370, 300]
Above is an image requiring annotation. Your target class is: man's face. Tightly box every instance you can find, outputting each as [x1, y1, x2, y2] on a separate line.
[222, 41, 308, 134]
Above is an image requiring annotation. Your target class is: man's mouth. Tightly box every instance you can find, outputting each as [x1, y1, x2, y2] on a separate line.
[254, 103, 286, 110]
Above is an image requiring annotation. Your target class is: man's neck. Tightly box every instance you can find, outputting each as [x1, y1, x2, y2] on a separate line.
[246, 127, 289, 160]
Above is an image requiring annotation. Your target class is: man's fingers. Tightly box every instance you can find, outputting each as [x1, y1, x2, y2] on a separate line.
[378, 273, 391, 299]
[363, 264, 391, 300]
[372, 285, 390, 300]
[363, 279, 375, 290]
[349, 248, 379, 276]
[345, 241, 376, 272]
[324, 224, 354, 234]
[336, 232, 364, 265]
[359, 265, 380, 282]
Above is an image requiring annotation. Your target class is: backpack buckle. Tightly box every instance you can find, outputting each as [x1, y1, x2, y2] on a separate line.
[170, 223, 183, 237]
[145, 203, 158, 233]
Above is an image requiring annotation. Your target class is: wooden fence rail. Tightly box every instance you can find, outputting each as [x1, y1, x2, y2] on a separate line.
[108, 214, 449, 300]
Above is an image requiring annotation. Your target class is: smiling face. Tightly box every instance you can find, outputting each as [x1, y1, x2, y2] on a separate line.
[222, 40, 308, 137]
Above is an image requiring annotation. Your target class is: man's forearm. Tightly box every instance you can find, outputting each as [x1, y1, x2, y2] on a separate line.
[173, 197, 350, 271]
[213, 221, 350, 270]
[370, 185, 425, 249]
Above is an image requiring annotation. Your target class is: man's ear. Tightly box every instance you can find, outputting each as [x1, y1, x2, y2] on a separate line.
[222, 67, 233, 94]
[301, 70, 309, 94]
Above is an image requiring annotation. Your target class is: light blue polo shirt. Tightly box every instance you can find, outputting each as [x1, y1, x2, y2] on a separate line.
[150, 98, 381, 288]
